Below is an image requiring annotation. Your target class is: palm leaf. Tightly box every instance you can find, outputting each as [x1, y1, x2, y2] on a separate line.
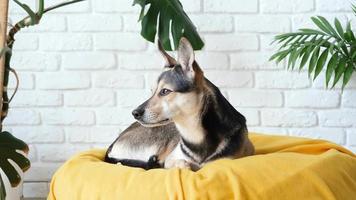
[326, 53, 339, 87]
[334, 18, 344, 39]
[308, 46, 320, 77]
[332, 59, 347, 88]
[299, 28, 327, 35]
[317, 16, 338, 38]
[270, 49, 290, 61]
[311, 17, 333, 35]
[342, 63, 354, 89]
[287, 48, 297, 69]
[270, 12, 355, 89]
[300, 45, 315, 70]
[276, 49, 293, 64]
[0, 132, 30, 187]
[133, 0, 204, 50]
[314, 48, 329, 80]
[344, 22, 356, 42]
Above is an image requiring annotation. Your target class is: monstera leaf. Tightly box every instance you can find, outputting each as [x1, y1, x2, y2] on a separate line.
[0, 174, 5, 200]
[133, 0, 204, 51]
[0, 131, 30, 190]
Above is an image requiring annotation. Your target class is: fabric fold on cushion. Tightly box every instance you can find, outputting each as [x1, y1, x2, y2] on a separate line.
[48, 133, 356, 200]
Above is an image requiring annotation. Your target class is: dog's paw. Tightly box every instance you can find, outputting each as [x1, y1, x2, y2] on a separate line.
[164, 159, 191, 169]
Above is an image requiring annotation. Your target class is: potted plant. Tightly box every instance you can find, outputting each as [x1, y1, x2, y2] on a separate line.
[270, 4, 356, 89]
[0, 1, 92, 199]
[0, 2, 29, 199]
[0, 0, 202, 199]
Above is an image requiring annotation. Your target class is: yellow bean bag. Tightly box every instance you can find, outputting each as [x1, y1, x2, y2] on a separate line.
[48, 133, 356, 200]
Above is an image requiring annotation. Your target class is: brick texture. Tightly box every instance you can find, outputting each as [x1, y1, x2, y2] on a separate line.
[6, 0, 356, 198]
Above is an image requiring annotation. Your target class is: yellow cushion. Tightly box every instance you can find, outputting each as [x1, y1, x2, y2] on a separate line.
[48, 133, 356, 200]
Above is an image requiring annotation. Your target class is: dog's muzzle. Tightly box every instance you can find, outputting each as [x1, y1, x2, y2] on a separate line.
[132, 108, 144, 120]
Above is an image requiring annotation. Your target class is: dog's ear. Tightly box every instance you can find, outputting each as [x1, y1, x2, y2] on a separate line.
[158, 40, 177, 68]
[178, 37, 195, 74]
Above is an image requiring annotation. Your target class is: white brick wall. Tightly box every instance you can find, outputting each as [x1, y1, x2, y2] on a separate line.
[6, 0, 356, 198]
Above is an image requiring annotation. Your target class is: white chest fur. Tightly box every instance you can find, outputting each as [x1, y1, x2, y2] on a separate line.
[108, 143, 159, 161]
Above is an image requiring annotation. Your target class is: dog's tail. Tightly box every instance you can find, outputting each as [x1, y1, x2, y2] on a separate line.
[105, 155, 162, 170]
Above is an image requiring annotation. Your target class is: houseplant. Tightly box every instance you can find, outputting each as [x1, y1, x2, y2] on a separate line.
[270, 4, 356, 89]
[133, 0, 204, 50]
[0, 1, 88, 199]
[0, 0, 202, 199]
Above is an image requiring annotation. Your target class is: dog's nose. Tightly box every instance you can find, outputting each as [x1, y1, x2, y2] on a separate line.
[132, 109, 144, 120]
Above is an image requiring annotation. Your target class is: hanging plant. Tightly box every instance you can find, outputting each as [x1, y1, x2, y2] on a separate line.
[133, 0, 204, 51]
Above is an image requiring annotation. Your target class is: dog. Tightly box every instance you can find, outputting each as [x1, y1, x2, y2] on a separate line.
[105, 38, 254, 170]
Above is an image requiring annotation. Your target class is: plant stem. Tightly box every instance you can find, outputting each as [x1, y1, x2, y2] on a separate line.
[0, 0, 9, 132]
[7, 0, 86, 46]
[2, 0, 86, 126]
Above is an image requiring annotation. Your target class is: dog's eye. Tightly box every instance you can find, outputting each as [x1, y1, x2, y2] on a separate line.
[159, 88, 172, 96]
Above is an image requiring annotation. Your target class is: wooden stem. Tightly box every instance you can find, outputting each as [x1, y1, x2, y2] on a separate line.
[0, 1, 9, 131]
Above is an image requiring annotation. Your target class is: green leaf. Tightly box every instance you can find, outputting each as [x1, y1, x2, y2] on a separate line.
[269, 49, 290, 61]
[314, 48, 329, 80]
[270, 10, 356, 89]
[276, 49, 292, 64]
[0, 131, 30, 187]
[279, 35, 297, 49]
[299, 28, 327, 36]
[332, 59, 347, 88]
[0, 152, 21, 187]
[13, 0, 38, 26]
[352, 51, 356, 60]
[342, 63, 354, 89]
[326, 53, 339, 88]
[290, 48, 305, 70]
[334, 18, 344, 39]
[300, 45, 315, 71]
[140, 2, 159, 43]
[317, 16, 338, 37]
[0, 131, 29, 152]
[158, 3, 172, 50]
[171, 19, 184, 48]
[311, 17, 332, 35]
[308, 46, 320, 77]
[299, 35, 311, 44]
[274, 33, 299, 41]
[271, 35, 289, 45]
[328, 43, 335, 54]
[287, 48, 297, 69]
[134, 0, 204, 50]
[298, 45, 309, 58]
[344, 21, 356, 42]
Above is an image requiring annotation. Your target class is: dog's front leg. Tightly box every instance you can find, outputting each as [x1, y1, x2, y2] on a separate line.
[164, 159, 191, 169]
[164, 143, 197, 170]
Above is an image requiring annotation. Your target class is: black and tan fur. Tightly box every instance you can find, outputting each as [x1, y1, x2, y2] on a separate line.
[105, 38, 254, 170]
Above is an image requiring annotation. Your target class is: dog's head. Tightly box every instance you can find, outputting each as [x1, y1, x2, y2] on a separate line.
[132, 38, 205, 127]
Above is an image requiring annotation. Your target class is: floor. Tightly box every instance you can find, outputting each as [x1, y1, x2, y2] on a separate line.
[24, 198, 46, 200]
